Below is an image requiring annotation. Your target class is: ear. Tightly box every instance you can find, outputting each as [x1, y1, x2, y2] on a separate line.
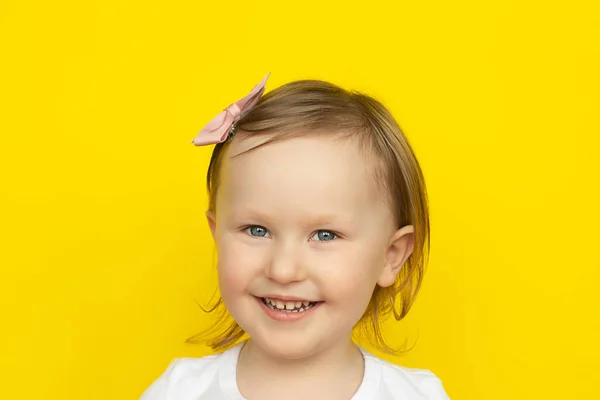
[206, 210, 217, 240]
[377, 225, 415, 288]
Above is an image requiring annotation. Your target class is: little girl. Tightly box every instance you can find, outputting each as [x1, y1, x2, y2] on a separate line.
[140, 74, 450, 399]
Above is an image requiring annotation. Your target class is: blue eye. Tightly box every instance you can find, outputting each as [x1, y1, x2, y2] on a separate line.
[246, 225, 271, 237]
[311, 230, 337, 242]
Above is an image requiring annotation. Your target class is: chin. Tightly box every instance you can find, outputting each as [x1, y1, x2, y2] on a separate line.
[263, 342, 317, 360]
[251, 333, 324, 360]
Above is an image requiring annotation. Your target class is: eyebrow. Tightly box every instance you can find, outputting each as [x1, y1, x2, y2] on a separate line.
[302, 215, 344, 226]
[231, 209, 352, 227]
[230, 209, 271, 222]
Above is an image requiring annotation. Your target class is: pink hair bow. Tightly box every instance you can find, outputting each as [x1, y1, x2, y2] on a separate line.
[191, 73, 271, 146]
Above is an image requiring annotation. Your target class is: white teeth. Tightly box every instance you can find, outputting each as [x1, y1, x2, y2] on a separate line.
[261, 297, 319, 313]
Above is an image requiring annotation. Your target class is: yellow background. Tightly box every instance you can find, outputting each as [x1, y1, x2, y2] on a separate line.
[1, 1, 599, 398]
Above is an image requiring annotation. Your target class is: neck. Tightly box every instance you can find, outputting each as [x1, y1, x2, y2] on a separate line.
[236, 337, 364, 399]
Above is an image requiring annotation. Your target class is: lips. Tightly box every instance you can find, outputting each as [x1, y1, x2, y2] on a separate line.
[255, 296, 323, 322]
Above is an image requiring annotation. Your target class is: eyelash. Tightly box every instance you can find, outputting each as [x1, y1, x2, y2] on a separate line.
[243, 225, 339, 242]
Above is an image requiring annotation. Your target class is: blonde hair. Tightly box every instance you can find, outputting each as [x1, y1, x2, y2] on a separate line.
[186, 80, 430, 354]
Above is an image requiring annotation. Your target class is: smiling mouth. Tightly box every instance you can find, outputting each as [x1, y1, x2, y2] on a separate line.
[260, 297, 320, 313]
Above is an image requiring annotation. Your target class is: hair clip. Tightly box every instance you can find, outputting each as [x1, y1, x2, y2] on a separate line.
[226, 124, 237, 142]
[191, 73, 271, 146]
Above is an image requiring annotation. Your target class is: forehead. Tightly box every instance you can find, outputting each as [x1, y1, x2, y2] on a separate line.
[217, 134, 389, 222]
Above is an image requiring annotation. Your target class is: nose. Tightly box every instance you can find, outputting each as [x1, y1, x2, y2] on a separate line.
[265, 241, 307, 284]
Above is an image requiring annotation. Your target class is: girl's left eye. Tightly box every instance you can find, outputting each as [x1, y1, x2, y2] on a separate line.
[310, 230, 337, 242]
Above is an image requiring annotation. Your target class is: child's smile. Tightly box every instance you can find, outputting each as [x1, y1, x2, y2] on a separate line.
[256, 296, 323, 322]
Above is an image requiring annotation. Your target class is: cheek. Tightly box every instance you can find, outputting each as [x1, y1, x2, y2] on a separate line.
[317, 246, 384, 302]
[215, 235, 263, 296]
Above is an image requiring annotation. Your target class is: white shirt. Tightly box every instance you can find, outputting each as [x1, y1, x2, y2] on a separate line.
[140, 342, 450, 400]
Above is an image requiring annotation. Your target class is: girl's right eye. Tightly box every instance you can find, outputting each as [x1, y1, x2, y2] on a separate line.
[245, 225, 271, 238]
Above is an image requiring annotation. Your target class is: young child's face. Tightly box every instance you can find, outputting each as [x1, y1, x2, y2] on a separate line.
[207, 134, 401, 359]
